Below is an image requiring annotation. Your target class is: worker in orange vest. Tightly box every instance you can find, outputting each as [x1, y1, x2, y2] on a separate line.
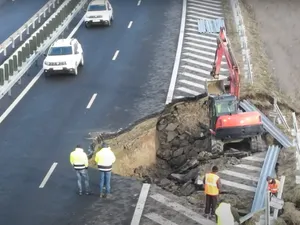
[267, 176, 280, 196]
[203, 165, 221, 220]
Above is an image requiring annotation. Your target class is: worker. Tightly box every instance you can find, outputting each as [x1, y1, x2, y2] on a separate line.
[215, 200, 241, 225]
[267, 176, 280, 196]
[203, 165, 221, 219]
[95, 142, 116, 199]
[70, 144, 90, 196]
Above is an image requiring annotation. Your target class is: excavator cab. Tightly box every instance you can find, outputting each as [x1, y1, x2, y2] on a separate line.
[208, 94, 238, 134]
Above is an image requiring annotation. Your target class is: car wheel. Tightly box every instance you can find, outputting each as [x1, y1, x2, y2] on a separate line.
[79, 55, 84, 66]
[111, 14, 114, 21]
[107, 19, 111, 26]
[44, 72, 50, 77]
[85, 22, 90, 28]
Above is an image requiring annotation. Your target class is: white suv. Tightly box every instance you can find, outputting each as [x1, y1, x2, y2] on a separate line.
[43, 38, 84, 76]
[84, 0, 114, 27]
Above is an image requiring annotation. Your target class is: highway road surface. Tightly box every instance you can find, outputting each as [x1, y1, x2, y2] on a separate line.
[0, 0, 49, 43]
[0, 0, 182, 224]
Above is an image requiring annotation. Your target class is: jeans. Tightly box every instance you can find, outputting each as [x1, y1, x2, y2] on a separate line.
[99, 171, 112, 194]
[76, 169, 90, 193]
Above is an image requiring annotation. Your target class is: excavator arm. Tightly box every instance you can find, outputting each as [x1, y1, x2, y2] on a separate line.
[209, 27, 240, 99]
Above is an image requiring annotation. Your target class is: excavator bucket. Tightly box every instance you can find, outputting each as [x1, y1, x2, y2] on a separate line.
[205, 78, 226, 95]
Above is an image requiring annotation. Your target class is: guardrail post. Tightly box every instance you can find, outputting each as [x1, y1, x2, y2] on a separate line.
[19, 31, 23, 42]
[43, 9, 47, 18]
[32, 19, 36, 30]
[265, 190, 271, 225]
[26, 24, 29, 35]
[273, 176, 285, 219]
[11, 37, 15, 49]
[8, 59, 13, 76]
[17, 51, 22, 67]
[38, 14, 41, 23]
[13, 55, 17, 72]
[21, 47, 27, 63]
[4, 64, 9, 81]
[3, 46, 7, 56]
[48, 3, 52, 13]
[0, 68, 4, 86]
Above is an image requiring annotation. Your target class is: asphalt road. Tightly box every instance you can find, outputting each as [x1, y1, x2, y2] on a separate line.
[0, 0, 182, 224]
[0, 0, 62, 65]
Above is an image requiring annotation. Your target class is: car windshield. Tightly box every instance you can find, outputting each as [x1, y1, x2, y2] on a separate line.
[87, 4, 106, 11]
[215, 100, 236, 115]
[48, 46, 72, 56]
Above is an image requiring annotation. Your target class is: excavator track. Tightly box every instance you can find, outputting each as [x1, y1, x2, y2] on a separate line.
[211, 138, 224, 153]
[250, 135, 264, 152]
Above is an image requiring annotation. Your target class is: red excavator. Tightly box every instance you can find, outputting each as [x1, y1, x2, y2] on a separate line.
[205, 27, 264, 152]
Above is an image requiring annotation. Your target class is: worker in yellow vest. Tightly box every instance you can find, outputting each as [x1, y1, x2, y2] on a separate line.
[70, 144, 90, 195]
[215, 200, 241, 225]
[203, 166, 221, 220]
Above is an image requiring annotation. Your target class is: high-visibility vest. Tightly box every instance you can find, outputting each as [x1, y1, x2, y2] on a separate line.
[268, 179, 280, 194]
[215, 203, 235, 225]
[70, 148, 88, 170]
[95, 147, 116, 171]
[204, 173, 219, 196]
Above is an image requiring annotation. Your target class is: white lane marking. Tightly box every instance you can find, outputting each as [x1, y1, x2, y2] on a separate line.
[137, 0, 141, 6]
[188, 8, 223, 16]
[185, 32, 217, 41]
[174, 96, 185, 99]
[112, 50, 120, 60]
[128, 21, 133, 28]
[189, 0, 221, 7]
[221, 179, 256, 192]
[39, 162, 58, 188]
[296, 175, 300, 184]
[183, 47, 215, 57]
[86, 93, 97, 109]
[181, 72, 207, 82]
[185, 37, 216, 46]
[144, 213, 178, 225]
[177, 87, 201, 95]
[243, 156, 265, 162]
[165, 0, 187, 104]
[182, 58, 228, 71]
[183, 52, 226, 64]
[234, 164, 261, 172]
[150, 194, 215, 225]
[179, 79, 204, 89]
[0, 16, 84, 125]
[219, 170, 259, 182]
[188, 4, 222, 12]
[185, 42, 216, 51]
[182, 65, 210, 75]
[130, 183, 151, 225]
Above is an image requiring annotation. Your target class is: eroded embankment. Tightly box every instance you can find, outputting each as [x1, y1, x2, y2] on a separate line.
[88, 91, 299, 214]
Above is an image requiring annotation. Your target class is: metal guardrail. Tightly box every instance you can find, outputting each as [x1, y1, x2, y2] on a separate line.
[0, 0, 61, 56]
[0, 0, 88, 99]
[251, 145, 281, 212]
[239, 100, 293, 148]
[229, 0, 253, 84]
[270, 98, 290, 130]
[291, 112, 300, 184]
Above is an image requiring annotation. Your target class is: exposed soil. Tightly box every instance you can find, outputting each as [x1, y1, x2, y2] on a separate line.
[87, 0, 300, 222]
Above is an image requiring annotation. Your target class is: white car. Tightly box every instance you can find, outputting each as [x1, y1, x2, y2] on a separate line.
[43, 38, 84, 76]
[84, 0, 114, 27]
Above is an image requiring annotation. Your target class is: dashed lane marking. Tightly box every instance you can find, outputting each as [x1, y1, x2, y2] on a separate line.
[137, 0, 141, 6]
[39, 162, 58, 188]
[112, 50, 120, 60]
[130, 183, 151, 225]
[86, 93, 97, 109]
[221, 180, 256, 192]
[128, 21, 133, 28]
